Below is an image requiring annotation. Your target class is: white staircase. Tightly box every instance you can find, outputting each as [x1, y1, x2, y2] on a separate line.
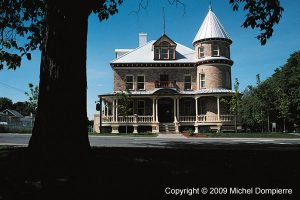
[159, 123, 176, 133]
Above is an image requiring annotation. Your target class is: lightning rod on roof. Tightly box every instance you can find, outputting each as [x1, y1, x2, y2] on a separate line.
[163, 7, 166, 34]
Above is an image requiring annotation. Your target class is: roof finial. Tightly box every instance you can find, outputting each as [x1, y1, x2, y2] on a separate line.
[209, 1, 212, 11]
[163, 7, 166, 34]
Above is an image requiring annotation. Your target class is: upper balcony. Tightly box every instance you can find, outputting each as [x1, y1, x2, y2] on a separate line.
[154, 81, 176, 88]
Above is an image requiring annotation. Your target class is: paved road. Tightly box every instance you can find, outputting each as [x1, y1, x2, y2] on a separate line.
[1, 133, 300, 149]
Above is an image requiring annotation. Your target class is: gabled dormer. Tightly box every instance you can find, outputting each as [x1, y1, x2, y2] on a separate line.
[153, 34, 177, 60]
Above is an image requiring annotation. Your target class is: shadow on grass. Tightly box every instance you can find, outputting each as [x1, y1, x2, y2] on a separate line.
[0, 145, 300, 199]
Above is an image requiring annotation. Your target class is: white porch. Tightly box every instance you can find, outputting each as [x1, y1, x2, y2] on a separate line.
[95, 94, 236, 133]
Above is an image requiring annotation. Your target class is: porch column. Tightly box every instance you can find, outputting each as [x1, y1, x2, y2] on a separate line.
[217, 96, 220, 121]
[176, 98, 180, 121]
[112, 99, 115, 122]
[173, 98, 177, 122]
[152, 98, 155, 122]
[116, 98, 119, 122]
[195, 96, 199, 122]
[155, 99, 158, 122]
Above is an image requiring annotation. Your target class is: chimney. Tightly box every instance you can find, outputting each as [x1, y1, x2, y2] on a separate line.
[139, 32, 147, 47]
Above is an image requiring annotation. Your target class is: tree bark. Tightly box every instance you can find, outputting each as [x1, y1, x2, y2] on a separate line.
[29, 1, 91, 173]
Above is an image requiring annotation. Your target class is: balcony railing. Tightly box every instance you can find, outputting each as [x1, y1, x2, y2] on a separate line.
[155, 81, 176, 88]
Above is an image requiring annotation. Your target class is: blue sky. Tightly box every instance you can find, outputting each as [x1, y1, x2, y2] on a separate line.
[0, 0, 299, 119]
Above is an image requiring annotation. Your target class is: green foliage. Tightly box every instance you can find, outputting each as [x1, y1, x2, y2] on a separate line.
[0, 97, 13, 111]
[12, 101, 32, 116]
[1, 0, 283, 71]
[0, 0, 45, 70]
[0, 125, 32, 133]
[0, 0, 123, 70]
[229, 0, 284, 45]
[24, 83, 39, 114]
[115, 84, 133, 116]
[240, 51, 300, 132]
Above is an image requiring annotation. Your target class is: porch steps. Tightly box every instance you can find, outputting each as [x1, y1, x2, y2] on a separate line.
[159, 123, 176, 133]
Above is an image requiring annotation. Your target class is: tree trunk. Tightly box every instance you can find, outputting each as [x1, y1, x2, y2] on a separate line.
[29, 1, 91, 173]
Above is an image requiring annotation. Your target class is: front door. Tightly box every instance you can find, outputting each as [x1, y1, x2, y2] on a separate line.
[158, 98, 173, 122]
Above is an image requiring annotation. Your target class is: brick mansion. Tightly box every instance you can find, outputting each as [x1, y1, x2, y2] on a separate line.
[94, 6, 237, 134]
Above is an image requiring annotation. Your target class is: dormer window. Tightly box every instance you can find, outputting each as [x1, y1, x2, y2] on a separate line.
[154, 47, 175, 60]
[212, 45, 219, 56]
[153, 34, 177, 60]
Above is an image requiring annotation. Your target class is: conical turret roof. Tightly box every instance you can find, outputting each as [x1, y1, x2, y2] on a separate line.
[193, 7, 231, 45]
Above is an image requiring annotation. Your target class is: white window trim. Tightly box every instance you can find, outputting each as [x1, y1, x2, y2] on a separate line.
[212, 45, 220, 57]
[199, 73, 206, 89]
[161, 47, 169, 59]
[136, 75, 145, 90]
[125, 75, 134, 90]
[198, 46, 205, 58]
[184, 74, 192, 90]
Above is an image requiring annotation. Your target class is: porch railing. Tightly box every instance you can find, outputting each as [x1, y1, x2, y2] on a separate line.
[198, 115, 218, 122]
[102, 114, 235, 123]
[102, 116, 113, 122]
[180, 115, 235, 122]
[138, 116, 153, 123]
[118, 116, 135, 123]
[103, 115, 153, 123]
[179, 116, 196, 122]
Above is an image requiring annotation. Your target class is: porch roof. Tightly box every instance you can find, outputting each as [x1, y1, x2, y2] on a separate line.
[99, 88, 234, 97]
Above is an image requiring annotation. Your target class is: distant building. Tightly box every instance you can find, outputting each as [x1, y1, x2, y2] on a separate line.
[0, 109, 34, 127]
[94, 7, 237, 133]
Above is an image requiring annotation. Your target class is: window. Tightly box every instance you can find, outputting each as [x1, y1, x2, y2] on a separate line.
[126, 75, 134, 90]
[153, 37, 176, 60]
[154, 48, 160, 59]
[136, 100, 145, 115]
[137, 75, 145, 90]
[212, 45, 219, 56]
[198, 46, 204, 58]
[184, 75, 192, 90]
[200, 73, 205, 88]
[226, 71, 231, 88]
[169, 48, 175, 59]
[161, 48, 169, 59]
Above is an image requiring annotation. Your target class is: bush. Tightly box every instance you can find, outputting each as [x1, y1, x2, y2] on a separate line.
[0, 125, 32, 133]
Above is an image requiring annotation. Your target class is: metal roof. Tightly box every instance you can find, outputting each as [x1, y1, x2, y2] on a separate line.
[100, 88, 234, 97]
[111, 40, 195, 64]
[3, 109, 24, 117]
[193, 7, 231, 44]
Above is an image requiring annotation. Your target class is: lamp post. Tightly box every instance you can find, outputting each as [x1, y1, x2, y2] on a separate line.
[96, 96, 102, 133]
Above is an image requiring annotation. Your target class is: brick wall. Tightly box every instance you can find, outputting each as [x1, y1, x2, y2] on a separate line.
[194, 40, 230, 59]
[197, 64, 231, 89]
[114, 68, 197, 92]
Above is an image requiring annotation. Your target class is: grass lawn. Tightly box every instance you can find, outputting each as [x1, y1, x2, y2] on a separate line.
[89, 132, 158, 137]
[203, 132, 300, 138]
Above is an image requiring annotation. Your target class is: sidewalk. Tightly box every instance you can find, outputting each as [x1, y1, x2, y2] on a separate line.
[157, 133, 186, 139]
